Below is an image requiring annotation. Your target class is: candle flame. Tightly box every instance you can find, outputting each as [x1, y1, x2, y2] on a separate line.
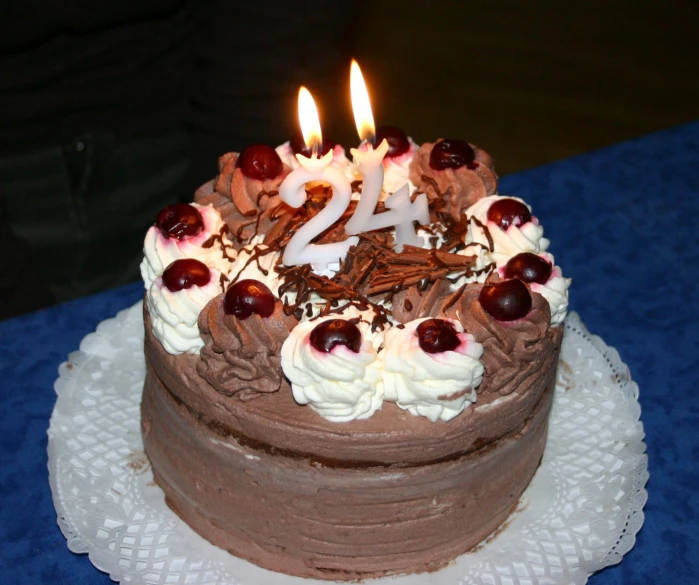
[298, 86, 322, 154]
[350, 60, 375, 143]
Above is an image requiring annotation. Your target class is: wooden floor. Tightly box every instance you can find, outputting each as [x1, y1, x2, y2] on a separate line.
[350, 0, 698, 174]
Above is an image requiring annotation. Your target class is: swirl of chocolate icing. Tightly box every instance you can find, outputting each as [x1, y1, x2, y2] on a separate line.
[409, 140, 498, 221]
[194, 152, 292, 248]
[197, 295, 298, 400]
[390, 278, 453, 324]
[441, 282, 557, 396]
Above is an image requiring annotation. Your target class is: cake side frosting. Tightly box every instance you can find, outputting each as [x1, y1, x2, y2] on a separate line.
[142, 360, 554, 579]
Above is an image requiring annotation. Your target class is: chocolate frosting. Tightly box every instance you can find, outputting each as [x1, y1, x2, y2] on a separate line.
[197, 295, 298, 400]
[194, 152, 292, 248]
[390, 277, 453, 323]
[443, 283, 557, 395]
[409, 140, 498, 221]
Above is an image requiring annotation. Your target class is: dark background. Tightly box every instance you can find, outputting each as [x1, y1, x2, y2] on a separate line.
[348, 0, 698, 174]
[1, 0, 697, 318]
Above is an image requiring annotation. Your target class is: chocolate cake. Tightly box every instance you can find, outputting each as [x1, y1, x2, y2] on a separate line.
[140, 130, 570, 580]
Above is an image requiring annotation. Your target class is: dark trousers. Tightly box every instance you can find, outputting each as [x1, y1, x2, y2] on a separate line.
[0, 131, 189, 319]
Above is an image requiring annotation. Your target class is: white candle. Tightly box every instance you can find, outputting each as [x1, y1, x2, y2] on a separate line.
[279, 87, 358, 268]
[384, 184, 429, 251]
[345, 60, 429, 249]
[345, 139, 388, 235]
[279, 150, 358, 267]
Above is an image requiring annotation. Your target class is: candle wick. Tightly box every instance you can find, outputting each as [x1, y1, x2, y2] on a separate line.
[367, 133, 376, 149]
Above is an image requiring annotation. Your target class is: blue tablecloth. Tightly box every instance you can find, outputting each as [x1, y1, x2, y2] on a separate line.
[2, 123, 698, 584]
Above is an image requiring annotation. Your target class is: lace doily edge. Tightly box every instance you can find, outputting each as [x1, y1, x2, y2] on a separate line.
[564, 311, 649, 578]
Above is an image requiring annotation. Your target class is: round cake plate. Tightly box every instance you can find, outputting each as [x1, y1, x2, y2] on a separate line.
[48, 303, 648, 585]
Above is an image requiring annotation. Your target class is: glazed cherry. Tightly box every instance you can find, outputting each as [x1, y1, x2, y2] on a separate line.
[290, 131, 334, 158]
[236, 144, 283, 181]
[486, 198, 532, 230]
[162, 259, 211, 292]
[155, 204, 204, 239]
[310, 319, 362, 354]
[505, 253, 552, 284]
[416, 319, 461, 354]
[479, 279, 532, 321]
[375, 125, 410, 158]
[429, 139, 477, 171]
[224, 279, 275, 320]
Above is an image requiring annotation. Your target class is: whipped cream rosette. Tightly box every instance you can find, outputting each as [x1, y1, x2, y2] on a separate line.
[140, 203, 234, 289]
[281, 313, 385, 422]
[498, 251, 571, 326]
[382, 139, 418, 195]
[146, 265, 223, 354]
[532, 264, 571, 326]
[464, 195, 550, 267]
[382, 317, 484, 422]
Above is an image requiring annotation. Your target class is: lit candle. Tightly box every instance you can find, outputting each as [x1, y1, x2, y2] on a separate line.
[344, 61, 429, 251]
[279, 87, 358, 267]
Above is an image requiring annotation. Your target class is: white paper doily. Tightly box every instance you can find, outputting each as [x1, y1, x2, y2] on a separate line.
[48, 303, 648, 585]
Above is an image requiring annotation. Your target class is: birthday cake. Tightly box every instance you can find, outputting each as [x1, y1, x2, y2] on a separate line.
[140, 123, 570, 579]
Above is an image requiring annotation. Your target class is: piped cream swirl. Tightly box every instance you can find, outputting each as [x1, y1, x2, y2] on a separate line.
[382, 318, 484, 422]
[464, 195, 550, 267]
[495, 252, 571, 326]
[281, 313, 384, 422]
[140, 203, 234, 289]
[529, 254, 571, 326]
[146, 269, 223, 354]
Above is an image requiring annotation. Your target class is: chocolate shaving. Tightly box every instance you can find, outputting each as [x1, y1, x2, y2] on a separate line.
[360, 241, 479, 296]
[274, 257, 391, 332]
[202, 226, 236, 261]
[470, 216, 494, 252]
[229, 244, 279, 286]
[256, 189, 279, 206]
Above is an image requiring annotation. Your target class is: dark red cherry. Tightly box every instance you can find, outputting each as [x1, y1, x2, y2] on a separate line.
[416, 319, 461, 354]
[224, 279, 275, 319]
[155, 204, 204, 239]
[375, 125, 410, 158]
[310, 319, 362, 354]
[479, 279, 532, 321]
[236, 144, 283, 180]
[162, 259, 211, 292]
[486, 198, 532, 230]
[290, 131, 334, 158]
[505, 253, 552, 284]
[429, 139, 477, 171]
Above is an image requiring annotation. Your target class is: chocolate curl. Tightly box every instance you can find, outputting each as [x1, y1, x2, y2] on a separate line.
[364, 244, 477, 296]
